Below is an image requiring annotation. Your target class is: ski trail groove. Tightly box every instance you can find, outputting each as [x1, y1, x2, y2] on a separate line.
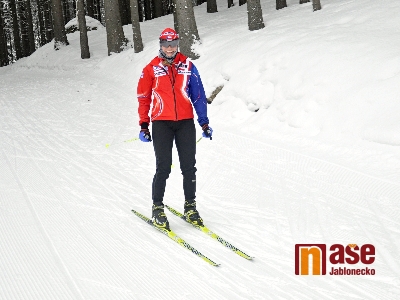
[1, 149, 85, 300]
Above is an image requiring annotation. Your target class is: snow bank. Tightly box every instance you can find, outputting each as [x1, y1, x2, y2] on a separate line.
[9, 0, 400, 147]
[65, 16, 104, 34]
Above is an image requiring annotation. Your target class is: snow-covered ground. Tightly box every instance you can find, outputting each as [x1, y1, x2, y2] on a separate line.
[1, 0, 400, 299]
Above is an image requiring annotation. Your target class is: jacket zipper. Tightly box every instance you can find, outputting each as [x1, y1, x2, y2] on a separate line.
[171, 66, 178, 120]
[167, 62, 179, 121]
[164, 60, 182, 121]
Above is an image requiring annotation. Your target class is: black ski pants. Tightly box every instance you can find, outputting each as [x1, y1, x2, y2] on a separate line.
[151, 119, 197, 205]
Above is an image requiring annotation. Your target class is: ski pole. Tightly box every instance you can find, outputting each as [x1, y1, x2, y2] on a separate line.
[196, 137, 203, 144]
[105, 137, 139, 148]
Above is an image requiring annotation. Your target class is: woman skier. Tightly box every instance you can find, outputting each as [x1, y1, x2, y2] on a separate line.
[137, 28, 213, 230]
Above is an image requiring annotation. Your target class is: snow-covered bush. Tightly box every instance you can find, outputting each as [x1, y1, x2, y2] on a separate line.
[65, 16, 104, 34]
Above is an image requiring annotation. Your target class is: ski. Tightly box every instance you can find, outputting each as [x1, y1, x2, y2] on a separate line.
[131, 209, 220, 267]
[165, 205, 254, 260]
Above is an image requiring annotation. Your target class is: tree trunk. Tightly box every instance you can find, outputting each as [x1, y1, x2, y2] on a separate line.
[228, 0, 234, 9]
[41, 0, 54, 43]
[144, 0, 151, 20]
[25, 0, 36, 55]
[126, 0, 132, 22]
[86, 0, 95, 17]
[247, 0, 264, 31]
[104, 0, 126, 55]
[276, 0, 287, 10]
[18, 0, 30, 57]
[312, 0, 321, 11]
[77, 0, 90, 59]
[63, 0, 70, 23]
[119, 0, 130, 25]
[239, 0, 246, 5]
[173, 0, 178, 33]
[153, 0, 163, 18]
[94, 0, 103, 22]
[0, 3, 9, 67]
[300, 0, 310, 4]
[175, 0, 200, 59]
[138, 0, 143, 22]
[50, 0, 69, 50]
[9, 0, 22, 59]
[207, 0, 217, 13]
[129, 0, 143, 53]
[37, 0, 46, 45]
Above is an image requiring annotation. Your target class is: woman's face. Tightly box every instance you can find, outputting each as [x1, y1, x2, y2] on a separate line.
[161, 45, 178, 58]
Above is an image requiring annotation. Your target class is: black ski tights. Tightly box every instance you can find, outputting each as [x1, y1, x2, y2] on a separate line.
[151, 119, 197, 204]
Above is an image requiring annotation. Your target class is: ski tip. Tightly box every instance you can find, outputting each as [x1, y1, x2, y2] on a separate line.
[207, 260, 221, 267]
[238, 253, 254, 260]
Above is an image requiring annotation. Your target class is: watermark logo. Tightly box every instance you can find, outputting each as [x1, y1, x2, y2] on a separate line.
[295, 244, 327, 275]
[295, 243, 376, 276]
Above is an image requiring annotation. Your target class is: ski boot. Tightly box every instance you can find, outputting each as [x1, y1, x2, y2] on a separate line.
[184, 200, 203, 226]
[152, 204, 170, 230]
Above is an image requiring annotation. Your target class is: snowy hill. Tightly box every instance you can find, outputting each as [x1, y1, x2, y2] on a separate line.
[1, 0, 400, 299]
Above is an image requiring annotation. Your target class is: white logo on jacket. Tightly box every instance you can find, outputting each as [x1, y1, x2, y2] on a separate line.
[153, 66, 166, 77]
[177, 63, 191, 75]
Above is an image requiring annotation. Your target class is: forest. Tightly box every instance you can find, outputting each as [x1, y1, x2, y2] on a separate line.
[0, 0, 321, 67]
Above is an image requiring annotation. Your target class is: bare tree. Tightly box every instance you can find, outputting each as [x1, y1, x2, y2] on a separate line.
[276, 0, 287, 10]
[175, 0, 200, 59]
[37, 0, 46, 45]
[119, 0, 130, 25]
[9, 0, 22, 59]
[173, 0, 178, 32]
[25, 0, 35, 55]
[92, 0, 104, 23]
[0, 2, 9, 67]
[17, 0, 35, 57]
[228, 0, 233, 8]
[144, 0, 151, 20]
[239, 0, 246, 5]
[50, 0, 69, 49]
[207, 0, 217, 13]
[312, 0, 321, 11]
[104, 0, 126, 55]
[130, 0, 143, 53]
[247, 0, 264, 31]
[86, 0, 95, 17]
[153, 0, 163, 18]
[36, 0, 55, 45]
[62, 0, 73, 23]
[77, 0, 90, 59]
[18, 0, 30, 57]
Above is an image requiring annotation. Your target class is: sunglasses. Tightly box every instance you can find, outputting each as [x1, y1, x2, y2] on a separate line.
[160, 39, 179, 48]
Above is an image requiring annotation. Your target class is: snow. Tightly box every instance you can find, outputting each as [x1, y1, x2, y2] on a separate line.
[65, 16, 104, 33]
[1, 0, 400, 299]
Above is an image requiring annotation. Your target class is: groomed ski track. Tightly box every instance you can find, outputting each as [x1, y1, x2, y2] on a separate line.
[1, 69, 399, 299]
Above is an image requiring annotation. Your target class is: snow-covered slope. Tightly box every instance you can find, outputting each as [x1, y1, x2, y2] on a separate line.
[1, 0, 399, 299]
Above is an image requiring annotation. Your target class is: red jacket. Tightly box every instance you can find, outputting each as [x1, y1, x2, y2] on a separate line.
[137, 52, 209, 126]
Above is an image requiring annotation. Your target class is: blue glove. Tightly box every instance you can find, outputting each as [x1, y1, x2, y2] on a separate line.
[139, 130, 152, 142]
[201, 124, 213, 140]
[139, 123, 152, 142]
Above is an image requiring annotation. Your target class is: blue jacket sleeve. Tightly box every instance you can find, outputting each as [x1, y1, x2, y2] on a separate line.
[188, 64, 209, 126]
